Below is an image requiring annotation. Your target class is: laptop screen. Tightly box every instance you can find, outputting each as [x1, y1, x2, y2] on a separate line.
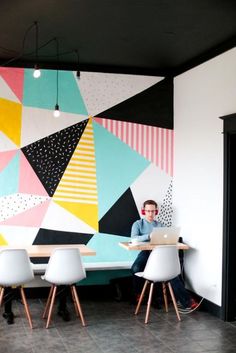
[150, 227, 180, 245]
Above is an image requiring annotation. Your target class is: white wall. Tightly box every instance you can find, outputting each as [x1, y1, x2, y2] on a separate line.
[173, 48, 236, 306]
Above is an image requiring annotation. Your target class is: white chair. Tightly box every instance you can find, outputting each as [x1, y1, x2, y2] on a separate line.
[42, 247, 86, 328]
[0, 249, 34, 328]
[135, 245, 181, 324]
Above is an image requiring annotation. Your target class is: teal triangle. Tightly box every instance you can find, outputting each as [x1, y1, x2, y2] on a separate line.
[23, 69, 88, 115]
[93, 121, 150, 219]
[83, 233, 139, 263]
[0, 152, 19, 196]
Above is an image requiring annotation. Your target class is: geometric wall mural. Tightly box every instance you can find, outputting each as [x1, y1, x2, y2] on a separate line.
[99, 187, 140, 237]
[93, 120, 150, 219]
[22, 120, 88, 196]
[157, 180, 173, 227]
[33, 228, 94, 246]
[95, 117, 174, 176]
[0, 68, 173, 267]
[53, 117, 99, 230]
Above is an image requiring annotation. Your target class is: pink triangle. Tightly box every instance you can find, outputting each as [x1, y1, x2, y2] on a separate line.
[0, 199, 51, 227]
[0, 67, 24, 102]
[0, 150, 18, 172]
[94, 117, 103, 125]
[19, 151, 49, 196]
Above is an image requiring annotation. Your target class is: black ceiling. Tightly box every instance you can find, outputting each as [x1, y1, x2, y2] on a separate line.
[1, 0, 236, 77]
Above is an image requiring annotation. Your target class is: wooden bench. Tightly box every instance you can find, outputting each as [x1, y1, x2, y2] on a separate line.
[31, 261, 133, 274]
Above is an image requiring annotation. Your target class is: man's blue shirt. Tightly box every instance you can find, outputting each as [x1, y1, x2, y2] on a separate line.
[131, 218, 162, 242]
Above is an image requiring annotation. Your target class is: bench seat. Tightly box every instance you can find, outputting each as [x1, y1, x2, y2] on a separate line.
[31, 261, 133, 274]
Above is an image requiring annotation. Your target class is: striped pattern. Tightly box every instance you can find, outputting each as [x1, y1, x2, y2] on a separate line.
[53, 119, 98, 204]
[94, 118, 174, 176]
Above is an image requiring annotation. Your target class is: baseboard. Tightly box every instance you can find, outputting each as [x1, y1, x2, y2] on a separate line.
[201, 298, 222, 318]
[190, 291, 222, 319]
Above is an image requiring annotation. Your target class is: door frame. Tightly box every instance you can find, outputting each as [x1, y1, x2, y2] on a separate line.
[221, 113, 236, 321]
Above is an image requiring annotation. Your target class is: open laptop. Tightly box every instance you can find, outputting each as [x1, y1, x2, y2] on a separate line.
[150, 227, 180, 245]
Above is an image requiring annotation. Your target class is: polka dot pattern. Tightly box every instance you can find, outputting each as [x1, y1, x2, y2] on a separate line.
[77, 72, 162, 117]
[22, 120, 88, 196]
[157, 180, 173, 226]
[0, 193, 49, 222]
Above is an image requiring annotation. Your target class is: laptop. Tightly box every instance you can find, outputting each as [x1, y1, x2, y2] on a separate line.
[150, 227, 180, 245]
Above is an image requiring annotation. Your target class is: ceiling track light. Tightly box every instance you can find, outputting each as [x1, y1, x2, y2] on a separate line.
[33, 64, 41, 78]
[1, 22, 82, 80]
[53, 103, 60, 118]
[75, 50, 80, 79]
[53, 38, 60, 118]
[33, 21, 41, 78]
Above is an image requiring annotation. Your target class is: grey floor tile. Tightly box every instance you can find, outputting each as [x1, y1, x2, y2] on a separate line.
[1, 299, 236, 353]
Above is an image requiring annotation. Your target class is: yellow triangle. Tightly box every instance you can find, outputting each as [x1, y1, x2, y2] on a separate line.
[0, 234, 8, 245]
[0, 98, 22, 146]
[54, 200, 99, 231]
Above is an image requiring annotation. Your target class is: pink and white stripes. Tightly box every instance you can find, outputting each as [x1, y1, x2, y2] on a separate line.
[94, 118, 174, 176]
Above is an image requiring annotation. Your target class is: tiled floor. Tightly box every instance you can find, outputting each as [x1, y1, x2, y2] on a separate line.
[0, 298, 236, 353]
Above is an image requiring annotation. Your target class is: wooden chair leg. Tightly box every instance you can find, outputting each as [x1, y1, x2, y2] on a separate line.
[167, 282, 181, 321]
[135, 280, 149, 315]
[0, 287, 5, 307]
[43, 286, 54, 319]
[145, 282, 154, 324]
[20, 287, 33, 329]
[162, 282, 168, 312]
[70, 286, 79, 317]
[46, 285, 57, 329]
[71, 285, 86, 326]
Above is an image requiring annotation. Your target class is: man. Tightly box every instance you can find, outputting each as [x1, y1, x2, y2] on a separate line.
[2, 288, 15, 324]
[131, 199, 199, 314]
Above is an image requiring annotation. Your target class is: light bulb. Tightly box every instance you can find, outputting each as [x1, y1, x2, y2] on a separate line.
[33, 67, 41, 78]
[53, 104, 60, 117]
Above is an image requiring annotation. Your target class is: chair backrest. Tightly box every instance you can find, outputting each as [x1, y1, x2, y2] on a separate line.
[44, 247, 86, 285]
[0, 249, 34, 286]
[143, 245, 181, 282]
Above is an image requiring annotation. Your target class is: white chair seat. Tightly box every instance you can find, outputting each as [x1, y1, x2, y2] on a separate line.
[134, 245, 181, 324]
[0, 249, 34, 328]
[42, 247, 86, 328]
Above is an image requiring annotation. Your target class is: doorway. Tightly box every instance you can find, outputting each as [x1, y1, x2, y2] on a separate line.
[221, 113, 236, 321]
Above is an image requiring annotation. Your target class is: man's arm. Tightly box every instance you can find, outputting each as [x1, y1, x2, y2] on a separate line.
[131, 221, 150, 242]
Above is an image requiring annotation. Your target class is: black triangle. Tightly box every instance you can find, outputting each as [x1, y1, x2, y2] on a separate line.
[22, 119, 88, 196]
[31, 228, 94, 264]
[33, 228, 93, 245]
[97, 78, 173, 129]
[99, 188, 140, 237]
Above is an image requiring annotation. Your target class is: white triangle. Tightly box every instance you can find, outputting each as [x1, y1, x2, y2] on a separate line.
[0, 76, 20, 103]
[0, 193, 50, 222]
[41, 200, 96, 234]
[130, 163, 171, 215]
[21, 106, 88, 147]
[0, 225, 39, 245]
[0, 131, 19, 151]
[76, 72, 164, 117]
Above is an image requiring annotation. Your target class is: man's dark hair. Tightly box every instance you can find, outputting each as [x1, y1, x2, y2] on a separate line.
[143, 200, 158, 209]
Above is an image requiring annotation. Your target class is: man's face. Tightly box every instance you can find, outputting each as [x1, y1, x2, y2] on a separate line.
[144, 204, 157, 222]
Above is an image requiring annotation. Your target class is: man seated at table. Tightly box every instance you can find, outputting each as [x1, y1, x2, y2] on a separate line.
[131, 199, 199, 314]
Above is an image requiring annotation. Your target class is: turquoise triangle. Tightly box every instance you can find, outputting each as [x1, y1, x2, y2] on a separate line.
[23, 69, 88, 115]
[93, 121, 150, 219]
[83, 233, 139, 263]
[0, 152, 19, 196]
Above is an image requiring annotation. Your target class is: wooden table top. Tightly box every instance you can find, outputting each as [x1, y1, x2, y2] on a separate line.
[0, 244, 96, 257]
[119, 241, 189, 251]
